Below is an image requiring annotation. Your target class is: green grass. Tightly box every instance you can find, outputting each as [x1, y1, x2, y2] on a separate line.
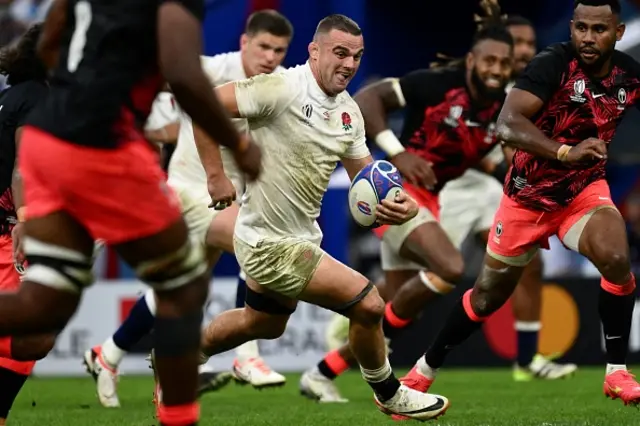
[8, 367, 640, 425]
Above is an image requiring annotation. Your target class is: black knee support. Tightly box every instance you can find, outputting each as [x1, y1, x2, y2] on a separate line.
[0, 367, 28, 418]
[330, 281, 375, 316]
[153, 311, 203, 357]
[245, 286, 296, 315]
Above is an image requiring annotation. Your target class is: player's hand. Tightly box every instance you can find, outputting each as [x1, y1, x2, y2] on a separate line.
[233, 135, 262, 182]
[390, 152, 437, 190]
[565, 138, 607, 164]
[11, 223, 25, 270]
[375, 191, 419, 225]
[207, 173, 236, 211]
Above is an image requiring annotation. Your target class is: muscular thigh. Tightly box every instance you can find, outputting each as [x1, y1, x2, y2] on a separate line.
[400, 222, 461, 272]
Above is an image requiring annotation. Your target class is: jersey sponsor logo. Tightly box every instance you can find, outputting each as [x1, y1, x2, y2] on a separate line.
[341, 112, 352, 131]
[570, 79, 587, 103]
[299, 104, 314, 127]
[444, 105, 463, 127]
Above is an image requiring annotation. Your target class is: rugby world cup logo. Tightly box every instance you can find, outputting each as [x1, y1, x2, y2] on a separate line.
[370, 161, 403, 201]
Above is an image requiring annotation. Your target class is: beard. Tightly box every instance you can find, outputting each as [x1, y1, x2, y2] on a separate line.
[575, 43, 616, 75]
[471, 68, 506, 102]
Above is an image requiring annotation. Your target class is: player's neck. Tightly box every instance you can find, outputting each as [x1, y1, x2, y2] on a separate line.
[308, 61, 337, 98]
[589, 58, 614, 79]
[240, 54, 254, 79]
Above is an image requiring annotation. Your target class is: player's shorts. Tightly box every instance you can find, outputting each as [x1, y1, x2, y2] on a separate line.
[20, 127, 182, 245]
[439, 170, 503, 249]
[487, 179, 617, 267]
[0, 234, 21, 291]
[234, 235, 324, 299]
[373, 183, 439, 271]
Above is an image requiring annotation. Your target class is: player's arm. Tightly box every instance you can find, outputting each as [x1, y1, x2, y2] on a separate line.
[37, 0, 67, 70]
[354, 72, 437, 189]
[193, 123, 236, 209]
[214, 73, 289, 120]
[157, 0, 260, 180]
[145, 122, 180, 144]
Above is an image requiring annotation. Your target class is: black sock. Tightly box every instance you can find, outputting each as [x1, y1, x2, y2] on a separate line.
[599, 287, 635, 365]
[367, 373, 401, 402]
[424, 296, 483, 369]
[0, 367, 28, 419]
[317, 359, 338, 380]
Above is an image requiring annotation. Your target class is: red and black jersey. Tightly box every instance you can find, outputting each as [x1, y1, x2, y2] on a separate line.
[506, 42, 640, 212]
[398, 66, 503, 193]
[0, 81, 47, 230]
[27, 0, 204, 149]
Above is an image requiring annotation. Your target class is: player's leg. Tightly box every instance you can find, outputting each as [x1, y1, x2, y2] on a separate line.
[400, 194, 546, 397]
[0, 234, 57, 423]
[557, 181, 640, 405]
[205, 204, 285, 388]
[295, 247, 449, 420]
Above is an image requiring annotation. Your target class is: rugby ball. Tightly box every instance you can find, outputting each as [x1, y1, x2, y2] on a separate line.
[348, 160, 403, 229]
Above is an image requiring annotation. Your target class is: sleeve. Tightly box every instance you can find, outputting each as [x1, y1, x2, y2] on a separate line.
[398, 69, 449, 109]
[342, 108, 370, 159]
[145, 92, 178, 131]
[513, 46, 566, 104]
[16, 84, 47, 127]
[234, 72, 292, 120]
[200, 55, 226, 86]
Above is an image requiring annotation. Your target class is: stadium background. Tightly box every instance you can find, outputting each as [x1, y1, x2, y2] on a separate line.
[4, 0, 640, 375]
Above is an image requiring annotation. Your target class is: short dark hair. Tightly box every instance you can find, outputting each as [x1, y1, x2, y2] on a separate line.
[0, 23, 47, 85]
[504, 15, 534, 29]
[245, 9, 293, 38]
[314, 14, 362, 39]
[574, 0, 621, 14]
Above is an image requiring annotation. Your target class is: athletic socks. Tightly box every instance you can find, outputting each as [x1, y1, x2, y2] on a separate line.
[515, 321, 541, 367]
[381, 302, 412, 339]
[599, 275, 636, 365]
[361, 359, 400, 402]
[317, 349, 349, 380]
[108, 290, 156, 366]
[424, 290, 484, 369]
[157, 402, 199, 426]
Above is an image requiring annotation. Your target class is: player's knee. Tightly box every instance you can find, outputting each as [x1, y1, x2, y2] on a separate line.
[11, 334, 56, 361]
[349, 286, 385, 327]
[135, 238, 209, 294]
[243, 309, 288, 340]
[438, 253, 465, 284]
[594, 249, 630, 280]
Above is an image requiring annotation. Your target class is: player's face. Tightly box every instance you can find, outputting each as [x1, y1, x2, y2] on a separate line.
[571, 5, 625, 71]
[240, 31, 290, 77]
[508, 25, 536, 77]
[309, 30, 364, 96]
[466, 39, 513, 101]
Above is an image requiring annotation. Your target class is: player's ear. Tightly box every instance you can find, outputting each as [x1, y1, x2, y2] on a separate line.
[240, 33, 249, 51]
[465, 51, 474, 70]
[308, 41, 320, 60]
[616, 23, 626, 42]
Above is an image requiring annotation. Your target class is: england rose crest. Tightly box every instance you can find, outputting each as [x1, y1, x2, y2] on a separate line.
[341, 112, 352, 131]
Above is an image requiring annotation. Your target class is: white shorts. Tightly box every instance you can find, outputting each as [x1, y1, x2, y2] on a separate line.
[380, 207, 438, 271]
[439, 170, 503, 249]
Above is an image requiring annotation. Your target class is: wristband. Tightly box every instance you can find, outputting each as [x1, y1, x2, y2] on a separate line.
[557, 145, 572, 162]
[375, 129, 405, 157]
[16, 207, 26, 223]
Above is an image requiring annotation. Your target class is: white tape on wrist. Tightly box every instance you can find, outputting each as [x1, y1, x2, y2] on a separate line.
[375, 129, 405, 157]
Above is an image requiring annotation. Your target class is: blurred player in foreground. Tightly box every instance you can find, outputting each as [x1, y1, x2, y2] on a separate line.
[84, 10, 292, 407]
[0, 24, 57, 425]
[401, 0, 640, 407]
[189, 14, 450, 420]
[304, 2, 516, 402]
[4, 1, 261, 425]
[438, 14, 577, 381]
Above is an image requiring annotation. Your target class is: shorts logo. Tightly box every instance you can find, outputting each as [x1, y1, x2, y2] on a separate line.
[495, 221, 503, 237]
[570, 79, 587, 103]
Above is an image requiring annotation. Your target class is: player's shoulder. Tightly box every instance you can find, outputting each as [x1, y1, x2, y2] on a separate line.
[0, 81, 46, 111]
[612, 49, 640, 76]
[529, 42, 573, 70]
[402, 65, 465, 87]
[201, 51, 244, 85]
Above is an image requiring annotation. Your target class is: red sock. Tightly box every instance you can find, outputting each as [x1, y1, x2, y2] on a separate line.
[0, 337, 11, 358]
[0, 337, 34, 376]
[317, 349, 350, 379]
[157, 402, 199, 426]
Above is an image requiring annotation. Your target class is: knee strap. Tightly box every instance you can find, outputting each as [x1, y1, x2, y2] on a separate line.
[330, 281, 375, 316]
[245, 286, 295, 315]
[136, 240, 207, 291]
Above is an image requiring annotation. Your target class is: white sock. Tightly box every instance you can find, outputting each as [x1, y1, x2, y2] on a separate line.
[514, 321, 542, 332]
[198, 363, 215, 374]
[101, 337, 125, 368]
[416, 356, 437, 380]
[235, 340, 259, 361]
[144, 288, 157, 315]
[361, 358, 393, 383]
[606, 363, 627, 375]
